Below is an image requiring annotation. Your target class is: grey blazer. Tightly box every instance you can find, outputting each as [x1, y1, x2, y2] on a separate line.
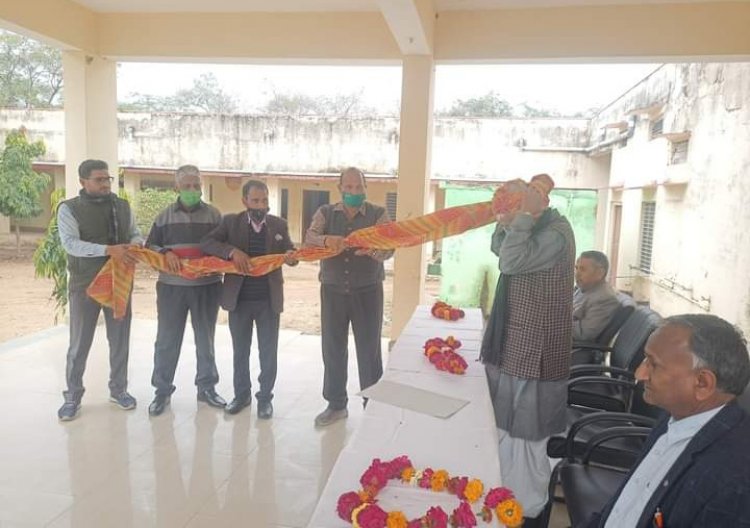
[572, 282, 620, 341]
[200, 212, 295, 314]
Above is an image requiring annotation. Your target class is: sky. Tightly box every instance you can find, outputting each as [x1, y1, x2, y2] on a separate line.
[117, 62, 660, 116]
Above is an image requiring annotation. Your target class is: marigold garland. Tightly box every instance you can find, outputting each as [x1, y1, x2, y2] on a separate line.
[431, 301, 466, 321]
[424, 336, 468, 375]
[336, 456, 523, 528]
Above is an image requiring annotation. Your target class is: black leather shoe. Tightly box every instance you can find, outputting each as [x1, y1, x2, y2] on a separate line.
[225, 395, 251, 415]
[148, 394, 170, 416]
[197, 389, 227, 409]
[257, 401, 273, 419]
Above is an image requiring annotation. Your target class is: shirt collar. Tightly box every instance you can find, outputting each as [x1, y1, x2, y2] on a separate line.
[665, 405, 725, 445]
[246, 211, 267, 231]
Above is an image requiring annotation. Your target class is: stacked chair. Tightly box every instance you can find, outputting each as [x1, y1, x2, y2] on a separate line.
[555, 382, 750, 527]
[540, 304, 663, 527]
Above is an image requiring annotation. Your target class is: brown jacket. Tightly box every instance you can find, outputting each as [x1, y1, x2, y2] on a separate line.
[200, 212, 295, 314]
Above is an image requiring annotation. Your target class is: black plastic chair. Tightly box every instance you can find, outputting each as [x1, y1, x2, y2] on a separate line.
[551, 382, 750, 528]
[541, 410, 655, 528]
[548, 410, 657, 467]
[557, 425, 653, 527]
[571, 292, 636, 366]
[567, 306, 661, 412]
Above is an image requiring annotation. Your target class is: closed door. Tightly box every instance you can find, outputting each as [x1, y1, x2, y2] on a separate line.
[302, 190, 330, 237]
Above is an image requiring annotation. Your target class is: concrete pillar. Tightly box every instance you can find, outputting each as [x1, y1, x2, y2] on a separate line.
[265, 177, 281, 218]
[390, 55, 435, 340]
[62, 51, 118, 198]
[123, 171, 140, 200]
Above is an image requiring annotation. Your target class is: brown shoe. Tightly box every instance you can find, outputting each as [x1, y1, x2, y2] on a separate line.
[314, 407, 348, 427]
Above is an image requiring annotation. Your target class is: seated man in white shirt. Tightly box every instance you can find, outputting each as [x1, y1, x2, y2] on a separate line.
[583, 314, 750, 528]
[573, 251, 620, 342]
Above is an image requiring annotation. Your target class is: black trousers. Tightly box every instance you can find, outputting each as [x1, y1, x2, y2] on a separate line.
[228, 299, 280, 402]
[320, 283, 384, 410]
[64, 287, 132, 402]
[151, 282, 221, 397]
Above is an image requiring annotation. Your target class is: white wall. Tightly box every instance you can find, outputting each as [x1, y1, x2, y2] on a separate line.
[601, 63, 750, 334]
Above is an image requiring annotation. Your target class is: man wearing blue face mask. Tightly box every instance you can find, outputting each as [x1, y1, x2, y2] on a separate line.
[305, 167, 394, 427]
[145, 165, 225, 416]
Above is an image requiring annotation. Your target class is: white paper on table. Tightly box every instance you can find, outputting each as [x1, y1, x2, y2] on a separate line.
[359, 379, 469, 418]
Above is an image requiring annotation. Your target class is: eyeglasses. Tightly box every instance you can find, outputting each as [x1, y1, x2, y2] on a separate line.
[88, 176, 114, 184]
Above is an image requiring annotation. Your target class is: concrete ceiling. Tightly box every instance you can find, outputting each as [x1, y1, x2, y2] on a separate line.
[70, 0, 750, 13]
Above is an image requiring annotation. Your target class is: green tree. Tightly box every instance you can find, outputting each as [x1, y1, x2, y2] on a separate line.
[442, 91, 513, 118]
[0, 128, 50, 254]
[518, 102, 561, 118]
[263, 92, 321, 116]
[0, 30, 63, 108]
[134, 187, 176, 234]
[120, 73, 238, 114]
[33, 188, 68, 320]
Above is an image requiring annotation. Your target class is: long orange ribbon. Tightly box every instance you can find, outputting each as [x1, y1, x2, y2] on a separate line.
[87, 201, 495, 318]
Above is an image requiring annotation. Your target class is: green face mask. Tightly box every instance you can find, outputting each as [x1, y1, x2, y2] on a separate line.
[179, 190, 202, 208]
[342, 193, 366, 208]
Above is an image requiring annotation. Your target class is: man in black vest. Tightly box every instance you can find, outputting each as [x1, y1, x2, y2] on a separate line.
[56, 159, 143, 421]
[201, 180, 297, 418]
[305, 167, 394, 427]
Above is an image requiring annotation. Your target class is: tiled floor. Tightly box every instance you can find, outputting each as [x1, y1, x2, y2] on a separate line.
[0, 320, 570, 527]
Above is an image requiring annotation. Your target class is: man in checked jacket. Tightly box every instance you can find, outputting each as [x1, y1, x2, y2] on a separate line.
[480, 179, 576, 526]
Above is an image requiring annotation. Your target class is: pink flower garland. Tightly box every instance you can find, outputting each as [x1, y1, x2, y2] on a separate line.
[336, 456, 522, 528]
[423, 336, 468, 375]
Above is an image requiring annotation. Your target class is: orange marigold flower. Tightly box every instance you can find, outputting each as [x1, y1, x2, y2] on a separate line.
[496, 499, 524, 527]
[357, 490, 371, 502]
[386, 511, 409, 528]
[430, 469, 450, 492]
[464, 479, 484, 503]
[401, 467, 415, 483]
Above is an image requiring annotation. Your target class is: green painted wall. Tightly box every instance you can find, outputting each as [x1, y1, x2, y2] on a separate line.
[439, 184, 598, 314]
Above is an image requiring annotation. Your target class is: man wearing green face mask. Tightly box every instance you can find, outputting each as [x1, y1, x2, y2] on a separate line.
[145, 165, 226, 416]
[305, 167, 394, 427]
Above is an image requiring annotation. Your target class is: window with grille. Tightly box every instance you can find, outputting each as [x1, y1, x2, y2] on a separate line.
[670, 140, 689, 164]
[386, 192, 398, 220]
[280, 188, 289, 220]
[639, 202, 656, 272]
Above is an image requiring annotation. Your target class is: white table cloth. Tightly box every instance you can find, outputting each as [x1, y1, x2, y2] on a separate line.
[307, 306, 501, 527]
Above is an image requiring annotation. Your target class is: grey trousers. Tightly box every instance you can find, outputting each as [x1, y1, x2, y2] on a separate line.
[151, 282, 221, 397]
[64, 287, 132, 402]
[321, 283, 384, 410]
[228, 299, 280, 403]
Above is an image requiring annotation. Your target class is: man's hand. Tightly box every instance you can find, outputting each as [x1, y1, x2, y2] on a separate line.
[324, 235, 347, 253]
[519, 186, 546, 217]
[164, 250, 182, 274]
[284, 250, 299, 266]
[106, 244, 139, 265]
[231, 249, 254, 275]
[495, 212, 515, 226]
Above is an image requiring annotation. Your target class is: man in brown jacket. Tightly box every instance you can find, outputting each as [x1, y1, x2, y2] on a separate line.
[201, 180, 297, 418]
[481, 181, 575, 525]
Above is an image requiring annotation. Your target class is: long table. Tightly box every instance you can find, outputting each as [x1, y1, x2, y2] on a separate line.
[307, 305, 501, 527]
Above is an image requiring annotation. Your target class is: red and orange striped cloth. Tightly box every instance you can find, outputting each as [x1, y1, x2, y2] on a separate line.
[87, 201, 496, 318]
